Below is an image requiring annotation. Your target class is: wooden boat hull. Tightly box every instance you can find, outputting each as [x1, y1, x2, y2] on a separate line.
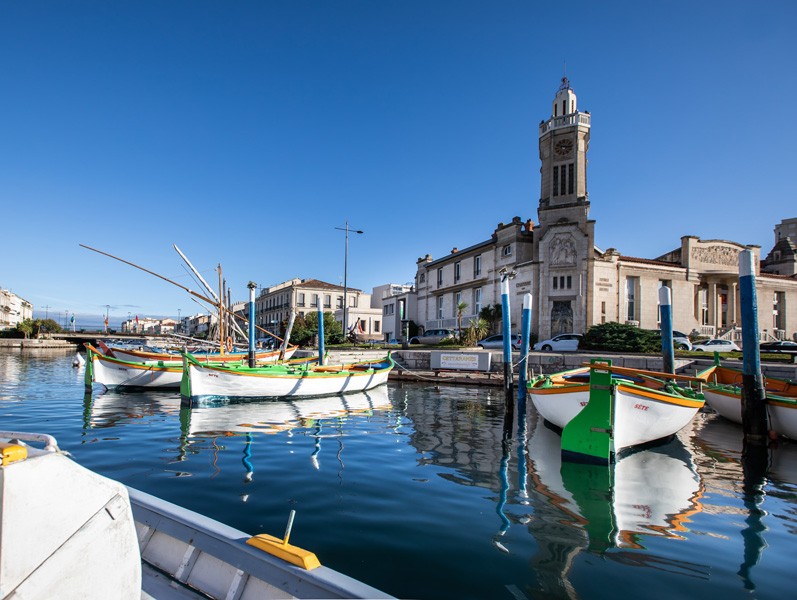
[697, 364, 797, 439]
[90, 352, 183, 389]
[0, 431, 392, 599]
[529, 367, 704, 453]
[184, 355, 394, 403]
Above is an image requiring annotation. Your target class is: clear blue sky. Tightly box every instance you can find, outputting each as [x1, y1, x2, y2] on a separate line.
[2, 1, 795, 327]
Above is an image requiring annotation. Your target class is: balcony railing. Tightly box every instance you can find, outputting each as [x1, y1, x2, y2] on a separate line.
[539, 112, 591, 135]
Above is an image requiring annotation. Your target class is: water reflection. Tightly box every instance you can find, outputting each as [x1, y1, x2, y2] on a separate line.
[82, 390, 181, 430]
[695, 414, 797, 592]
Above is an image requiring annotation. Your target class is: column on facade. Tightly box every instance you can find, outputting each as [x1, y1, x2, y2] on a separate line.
[708, 282, 717, 333]
[729, 282, 738, 328]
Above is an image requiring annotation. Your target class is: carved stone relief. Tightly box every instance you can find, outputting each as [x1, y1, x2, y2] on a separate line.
[690, 245, 740, 267]
[549, 235, 577, 266]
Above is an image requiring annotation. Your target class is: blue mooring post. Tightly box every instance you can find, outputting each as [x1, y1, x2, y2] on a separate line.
[518, 293, 532, 400]
[658, 285, 675, 375]
[739, 250, 768, 443]
[500, 268, 516, 405]
[317, 306, 325, 366]
[247, 281, 257, 368]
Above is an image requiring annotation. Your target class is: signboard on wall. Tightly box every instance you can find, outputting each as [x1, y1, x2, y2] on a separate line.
[430, 351, 491, 371]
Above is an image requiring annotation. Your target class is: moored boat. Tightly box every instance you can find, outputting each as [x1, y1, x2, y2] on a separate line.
[697, 362, 797, 439]
[86, 343, 184, 390]
[528, 360, 705, 460]
[182, 352, 394, 405]
[0, 431, 393, 599]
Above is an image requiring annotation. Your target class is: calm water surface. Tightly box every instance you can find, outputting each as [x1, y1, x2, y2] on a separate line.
[1, 351, 795, 599]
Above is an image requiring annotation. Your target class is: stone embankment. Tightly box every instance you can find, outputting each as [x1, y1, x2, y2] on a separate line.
[0, 338, 78, 350]
[312, 348, 797, 388]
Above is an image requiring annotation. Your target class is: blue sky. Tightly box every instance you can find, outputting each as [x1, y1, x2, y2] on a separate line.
[2, 1, 795, 327]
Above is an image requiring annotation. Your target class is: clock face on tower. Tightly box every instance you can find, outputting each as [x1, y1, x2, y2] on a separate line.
[554, 139, 573, 156]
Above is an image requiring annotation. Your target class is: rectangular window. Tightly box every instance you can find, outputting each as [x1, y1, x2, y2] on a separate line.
[474, 255, 481, 277]
[553, 276, 558, 290]
[454, 291, 462, 316]
[454, 261, 461, 282]
[560, 165, 567, 196]
[324, 294, 331, 308]
[502, 244, 512, 257]
[566, 275, 572, 289]
[311, 294, 318, 307]
[568, 163, 574, 195]
[626, 277, 638, 321]
[336, 296, 344, 309]
[553, 166, 559, 197]
[473, 288, 482, 315]
[560, 276, 565, 289]
[398, 299, 406, 320]
[436, 296, 444, 319]
[601, 301, 606, 324]
[437, 269, 443, 286]
[374, 321, 380, 333]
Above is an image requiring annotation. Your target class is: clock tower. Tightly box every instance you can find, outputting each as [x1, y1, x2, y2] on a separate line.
[534, 77, 595, 339]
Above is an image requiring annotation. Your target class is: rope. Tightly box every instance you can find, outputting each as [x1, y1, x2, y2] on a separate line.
[392, 360, 442, 382]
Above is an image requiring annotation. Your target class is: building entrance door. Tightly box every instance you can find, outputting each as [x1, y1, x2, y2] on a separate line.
[551, 301, 573, 335]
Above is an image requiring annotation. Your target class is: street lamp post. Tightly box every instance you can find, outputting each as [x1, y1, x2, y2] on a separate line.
[335, 222, 363, 340]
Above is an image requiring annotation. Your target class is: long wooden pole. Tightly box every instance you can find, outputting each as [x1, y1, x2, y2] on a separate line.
[218, 264, 224, 355]
[79, 243, 289, 344]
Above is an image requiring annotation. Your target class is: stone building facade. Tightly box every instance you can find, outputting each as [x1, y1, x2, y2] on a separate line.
[413, 78, 797, 342]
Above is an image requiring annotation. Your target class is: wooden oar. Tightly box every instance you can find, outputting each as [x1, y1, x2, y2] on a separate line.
[581, 362, 706, 383]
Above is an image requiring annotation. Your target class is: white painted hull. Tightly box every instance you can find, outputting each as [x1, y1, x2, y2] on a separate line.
[702, 387, 743, 424]
[530, 383, 701, 452]
[703, 387, 797, 440]
[186, 358, 393, 402]
[0, 432, 392, 599]
[768, 399, 797, 440]
[92, 355, 182, 389]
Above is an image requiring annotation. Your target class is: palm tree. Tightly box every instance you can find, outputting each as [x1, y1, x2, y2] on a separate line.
[456, 302, 468, 342]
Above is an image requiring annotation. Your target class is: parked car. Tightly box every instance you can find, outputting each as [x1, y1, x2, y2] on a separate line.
[409, 329, 457, 345]
[477, 334, 521, 350]
[648, 329, 692, 351]
[692, 339, 741, 352]
[533, 333, 582, 352]
[759, 340, 797, 354]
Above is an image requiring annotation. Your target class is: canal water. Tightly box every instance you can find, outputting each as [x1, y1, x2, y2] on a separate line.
[1, 350, 795, 599]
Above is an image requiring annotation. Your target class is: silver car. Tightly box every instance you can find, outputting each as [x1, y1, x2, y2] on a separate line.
[477, 334, 522, 350]
[409, 329, 457, 345]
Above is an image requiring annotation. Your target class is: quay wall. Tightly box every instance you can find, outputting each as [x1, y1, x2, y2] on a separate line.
[305, 349, 797, 384]
[0, 338, 77, 350]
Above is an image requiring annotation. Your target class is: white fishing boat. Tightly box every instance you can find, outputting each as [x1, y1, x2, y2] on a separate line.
[527, 361, 705, 457]
[697, 362, 797, 439]
[182, 352, 394, 404]
[86, 344, 184, 390]
[0, 431, 393, 599]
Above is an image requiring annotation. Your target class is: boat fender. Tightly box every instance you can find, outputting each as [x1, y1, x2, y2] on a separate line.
[1, 442, 28, 466]
[246, 534, 321, 570]
[226, 336, 234, 353]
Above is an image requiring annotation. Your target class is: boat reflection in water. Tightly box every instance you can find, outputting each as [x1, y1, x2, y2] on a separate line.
[519, 411, 707, 595]
[184, 386, 392, 437]
[82, 391, 181, 431]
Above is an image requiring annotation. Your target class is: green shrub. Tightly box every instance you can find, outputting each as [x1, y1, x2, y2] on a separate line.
[581, 322, 660, 353]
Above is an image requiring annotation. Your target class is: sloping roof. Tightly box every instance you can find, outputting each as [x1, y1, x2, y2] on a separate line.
[296, 279, 361, 293]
